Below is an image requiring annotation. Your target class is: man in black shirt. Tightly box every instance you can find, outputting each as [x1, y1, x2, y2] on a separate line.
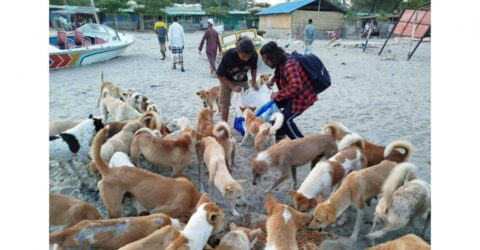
[216, 37, 259, 122]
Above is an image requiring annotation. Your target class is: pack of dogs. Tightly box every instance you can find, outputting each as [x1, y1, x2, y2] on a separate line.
[49, 72, 431, 249]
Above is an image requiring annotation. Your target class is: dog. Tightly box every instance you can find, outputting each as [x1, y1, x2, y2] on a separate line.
[97, 71, 131, 107]
[108, 152, 135, 167]
[50, 193, 101, 229]
[127, 91, 150, 113]
[321, 121, 413, 166]
[366, 233, 431, 250]
[240, 107, 284, 151]
[249, 73, 272, 87]
[92, 126, 201, 218]
[100, 90, 141, 122]
[367, 163, 430, 241]
[49, 213, 180, 250]
[216, 222, 262, 250]
[88, 120, 145, 175]
[317, 237, 356, 250]
[139, 110, 172, 136]
[250, 133, 338, 191]
[49, 120, 81, 136]
[196, 136, 247, 216]
[49, 115, 104, 183]
[119, 225, 182, 250]
[130, 125, 198, 177]
[263, 192, 311, 250]
[289, 133, 367, 212]
[197, 108, 237, 171]
[196, 85, 220, 112]
[308, 153, 414, 241]
[164, 193, 226, 250]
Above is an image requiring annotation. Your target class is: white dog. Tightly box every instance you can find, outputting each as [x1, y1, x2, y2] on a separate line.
[100, 91, 141, 122]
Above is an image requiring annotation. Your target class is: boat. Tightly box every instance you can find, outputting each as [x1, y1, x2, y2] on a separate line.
[219, 29, 264, 55]
[49, 23, 135, 69]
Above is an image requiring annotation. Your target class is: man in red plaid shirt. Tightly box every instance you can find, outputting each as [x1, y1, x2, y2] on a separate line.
[260, 41, 318, 140]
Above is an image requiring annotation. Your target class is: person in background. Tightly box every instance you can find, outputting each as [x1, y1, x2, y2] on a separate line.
[216, 37, 259, 122]
[154, 16, 168, 60]
[167, 16, 186, 72]
[260, 41, 318, 140]
[303, 19, 316, 54]
[199, 18, 221, 75]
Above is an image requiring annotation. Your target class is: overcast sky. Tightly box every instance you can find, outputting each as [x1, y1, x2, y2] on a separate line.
[258, 0, 289, 6]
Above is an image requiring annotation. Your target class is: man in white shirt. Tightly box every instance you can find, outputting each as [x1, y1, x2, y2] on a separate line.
[167, 16, 186, 72]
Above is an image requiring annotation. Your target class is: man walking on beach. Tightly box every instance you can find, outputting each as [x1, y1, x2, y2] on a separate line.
[154, 16, 168, 60]
[199, 18, 222, 75]
[260, 41, 318, 140]
[216, 37, 259, 122]
[303, 19, 316, 54]
[168, 16, 186, 72]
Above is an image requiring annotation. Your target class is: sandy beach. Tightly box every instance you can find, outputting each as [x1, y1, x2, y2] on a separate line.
[49, 31, 430, 249]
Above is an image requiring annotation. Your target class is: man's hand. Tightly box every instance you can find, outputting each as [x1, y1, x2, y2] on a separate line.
[230, 84, 242, 92]
[266, 80, 274, 89]
[270, 92, 276, 99]
[251, 80, 259, 91]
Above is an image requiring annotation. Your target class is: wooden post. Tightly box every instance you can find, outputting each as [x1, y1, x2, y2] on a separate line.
[139, 13, 145, 32]
[379, 9, 405, 56]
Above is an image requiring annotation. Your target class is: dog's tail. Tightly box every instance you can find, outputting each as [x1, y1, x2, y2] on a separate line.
[92, 125, 110, 175]
[97, 71, 106, 107]
[134, 127, 154, 137]
[384, 140, 413, 161]
[268, 112, 284, 135]
[382, 162, 417, 207]
[213, 121, 231, 139]
[337, 133, 364, 151]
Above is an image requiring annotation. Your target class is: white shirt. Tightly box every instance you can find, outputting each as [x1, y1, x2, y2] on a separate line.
[168, 22, 185, 47]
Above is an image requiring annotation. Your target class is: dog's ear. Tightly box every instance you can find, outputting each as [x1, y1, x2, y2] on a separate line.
[314, 193, 324, 205]
[89, 114, 93, 119]
[207, 212, 222, 224]
[228, 222, 237, 231]
[196, 193, 211, 208]
[239, 106, 246, 112]
[326, 207, 336, 223]
[288, 189, 297, 198]
[249, 107, 257, 112]
[196, 91, 201, 96]
[263, 192, 277, 215]
[267, 73, 272, 77]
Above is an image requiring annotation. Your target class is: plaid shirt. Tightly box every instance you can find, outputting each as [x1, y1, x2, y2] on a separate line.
[271, 57, 318, 113]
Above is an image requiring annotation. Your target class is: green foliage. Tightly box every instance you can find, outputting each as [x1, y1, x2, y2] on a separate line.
[205, 6, 229, 17]
[135, 0, 172, 15]
[342, 10, 359, 21]
[377, 10, 388, 21]
[97, 0, 129, 13]
[50, 0, 92, 6]
[399, 0, 430, 10]
[350, 0, 401, 14]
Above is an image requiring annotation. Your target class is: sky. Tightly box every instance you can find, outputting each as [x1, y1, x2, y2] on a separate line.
[258, 0, 289, 6]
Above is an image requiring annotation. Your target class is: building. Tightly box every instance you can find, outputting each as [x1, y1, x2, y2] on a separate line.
[257, 0, 346, 39]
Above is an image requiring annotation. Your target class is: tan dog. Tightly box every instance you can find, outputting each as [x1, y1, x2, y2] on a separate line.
[119, 225, 181, 250]
[196, 136, 247, 216]
[249, 73, 272, 87]
[366, 233, 431, 250]
[50, 193, 101, 228]
[165, 193, 226, 250]
[321, 121, 413, 166]
[127, 91, 150, 113]
[216, 222, 262, 250]
[196, 85, 220, 112]
[49, 120, 82, 136]
[263, 192, 310, 250]
[49, 213, 180, 250]
[239, 107, 284, 151]
[308, 155, 414, 241]
[92, 126, 201, 218]
[197, 108, 236, 171]
[367, 163, 430, 240]
[289, 133, 367, 212]
[139, 110, 172, 136]
[88, 120, 145, 175]
[97, 71, 131, 107]
[250, 134, 338, 190]
[130, 126, 198, 176]
[100, 91, 141, 122]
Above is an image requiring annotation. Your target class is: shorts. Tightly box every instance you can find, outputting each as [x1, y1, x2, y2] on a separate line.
[219, 81, 249, 108]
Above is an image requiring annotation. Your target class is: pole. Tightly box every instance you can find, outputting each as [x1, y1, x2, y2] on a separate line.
[63, 0, 71, 30]
[317, 0, 322, 12]
[378, 9, 405, 55]
[89, 0, 100, 24]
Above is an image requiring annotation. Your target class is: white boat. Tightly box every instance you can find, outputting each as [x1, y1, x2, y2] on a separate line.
[49, 23, 135, 69]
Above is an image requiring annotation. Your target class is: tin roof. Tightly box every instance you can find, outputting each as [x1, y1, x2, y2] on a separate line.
[257, 0, 345, 15]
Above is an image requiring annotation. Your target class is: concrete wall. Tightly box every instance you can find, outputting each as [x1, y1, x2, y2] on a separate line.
[291, 10, 344, 39]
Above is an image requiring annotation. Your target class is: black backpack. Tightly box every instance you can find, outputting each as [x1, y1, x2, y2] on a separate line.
[289, 51, 331, 94]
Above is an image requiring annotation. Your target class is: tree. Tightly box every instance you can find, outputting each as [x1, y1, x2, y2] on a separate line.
[399, 0, 429, 10]
[136, 0, 172, 15]
[350, 0, 401, 14]
[97, 0, 129, 13]
[50, 0, 92, 6]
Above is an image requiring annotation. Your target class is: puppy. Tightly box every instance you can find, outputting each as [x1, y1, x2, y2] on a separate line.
[367, 163, 430, 240]
[92, 126, 201, 218]
[165, 193, 226, 250]
[366, 233, 431, 250]
[197, 108, 237, 170]
[88, 120, 145, 175]
[289, 133, 367, 212]
[50, 193, 101, 228]
[216, 222, 262, 250]
[240, 107, 284, 151]
[263, 192, 310, 250]
[96, 71, 131, 107]
[249, 73, 272, 87]
[49, 213, 180, 250]
[196, 136, 247, 216]
[100, 91, 141, 122]
[49, 115, 104, 183]
[49, 120, 81, 137]
[322, 121, 413, 166]
[196, 85, 220, 111]
[308, 155, 414, 241]
[130, 126, 198, 177]
[250, 134, 338, 191]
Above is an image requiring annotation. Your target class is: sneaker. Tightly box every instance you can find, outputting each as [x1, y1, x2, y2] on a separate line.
[181, 68, 185, 72]
[161, 57, 165, 60]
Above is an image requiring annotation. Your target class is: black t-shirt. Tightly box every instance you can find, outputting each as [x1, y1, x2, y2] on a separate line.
[216, 48, 258, 82]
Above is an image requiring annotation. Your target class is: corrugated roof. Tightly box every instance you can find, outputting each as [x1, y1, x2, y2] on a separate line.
[163, 9, 206, 15]
[229, 10, 250, 15]
[257, 0, 314, 15]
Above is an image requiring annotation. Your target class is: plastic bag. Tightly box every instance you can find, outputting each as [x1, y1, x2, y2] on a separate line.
[255, 100, 281, 121]
[232, 85, 273, 135]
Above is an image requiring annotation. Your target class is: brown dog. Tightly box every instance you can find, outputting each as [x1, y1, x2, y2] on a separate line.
[263, 192, 310, 250]
[216, 222, 262, 250]
[239, 107, 284, 152]
[49, 213, 179, 250]
[366, 233, 431, 250]
[97, 71, 131, 107]
[251, 134, 338, 190]
[321, 121, 413, 166]
[50, 193, 101, 228]
[119, 225, 181, 250]
[196, 85, 220, 112]
[249, 73, 272, 87]
[92, 125, 201, 218]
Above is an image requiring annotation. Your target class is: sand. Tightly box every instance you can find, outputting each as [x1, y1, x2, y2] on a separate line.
[49, 31, 430, 249]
